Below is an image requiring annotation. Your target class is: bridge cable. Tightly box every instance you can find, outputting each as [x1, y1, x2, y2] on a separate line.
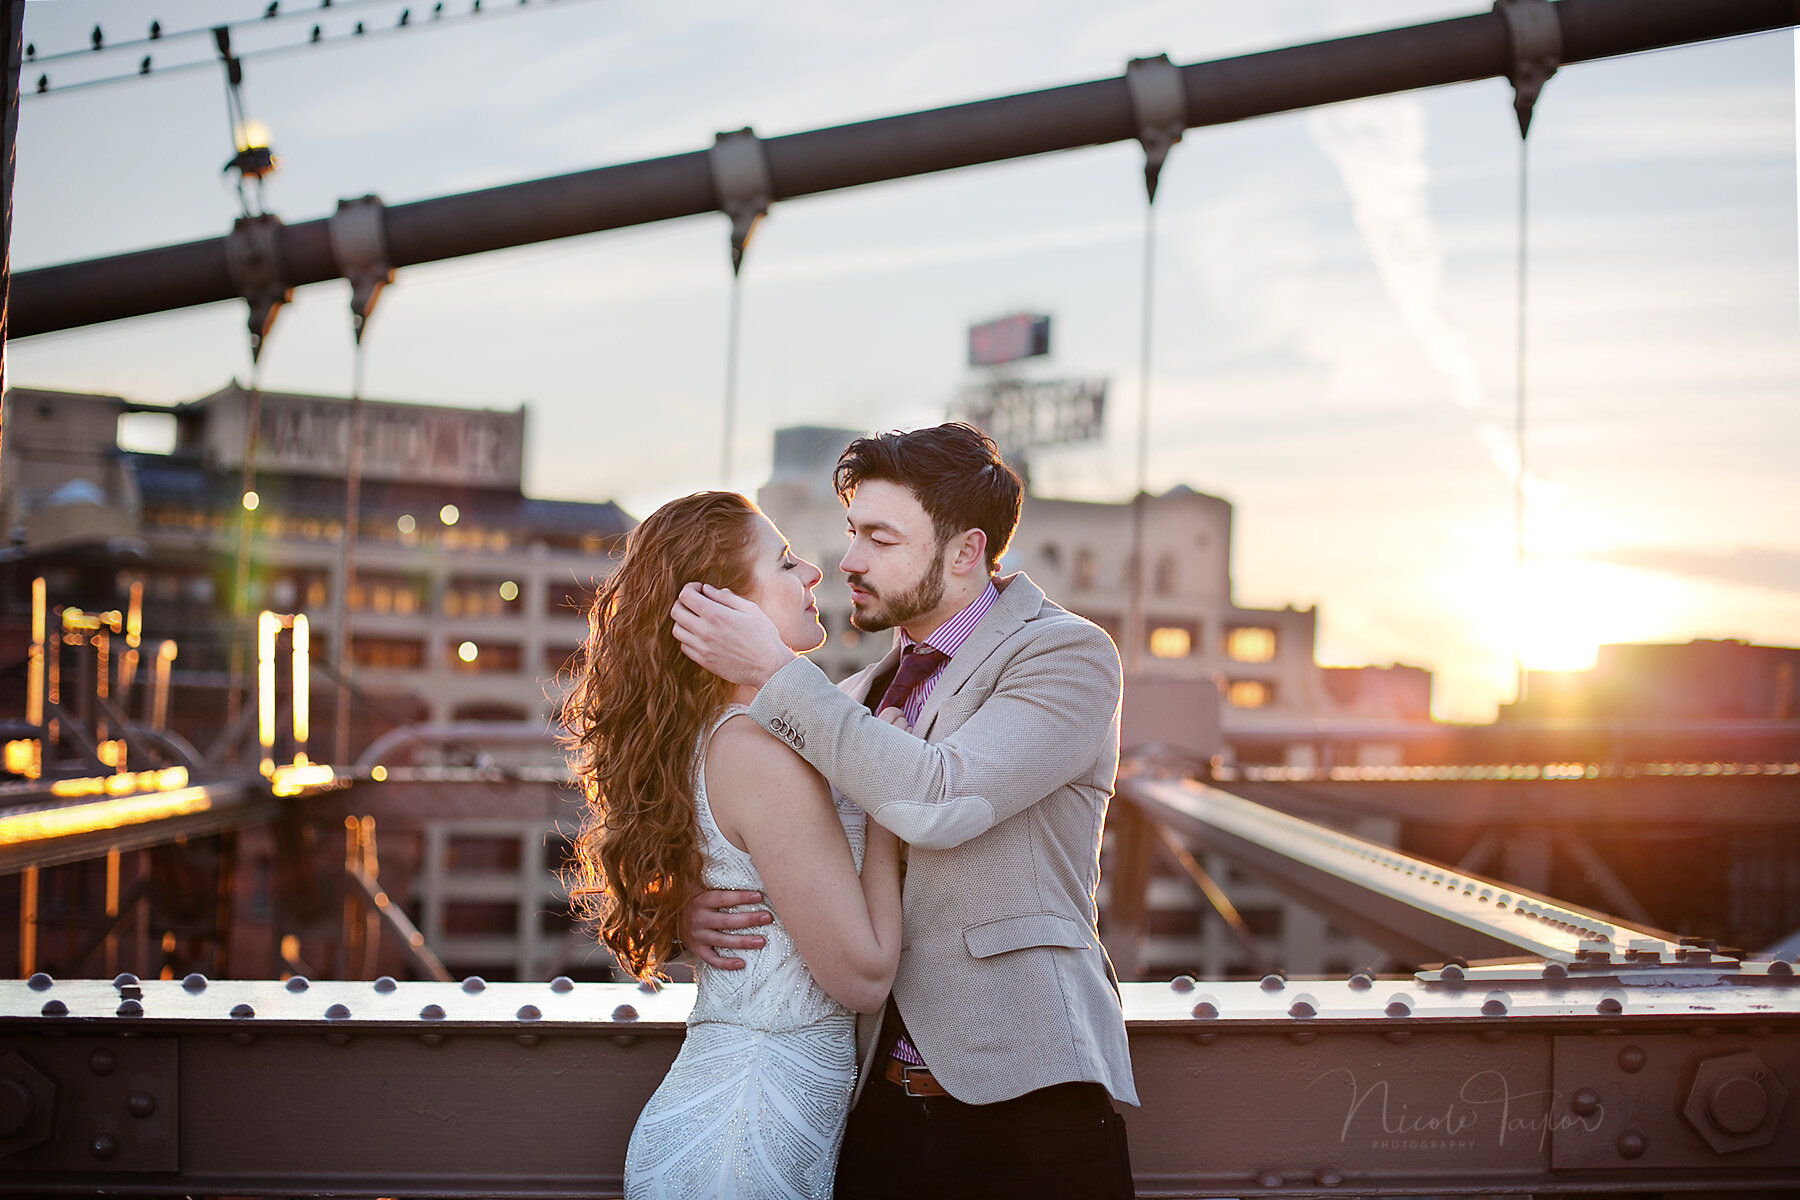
[709, 128, 773, 487]
[327, 195, 396, 765]
[1496, 0, 1561, 706]
[1122, 54, 1188, 679]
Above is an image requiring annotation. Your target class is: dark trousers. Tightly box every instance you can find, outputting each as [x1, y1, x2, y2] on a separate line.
[833, 1070, 1134, 1200]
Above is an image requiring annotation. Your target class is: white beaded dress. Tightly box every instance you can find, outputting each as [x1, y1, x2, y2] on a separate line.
[624, 705, 866, 1200]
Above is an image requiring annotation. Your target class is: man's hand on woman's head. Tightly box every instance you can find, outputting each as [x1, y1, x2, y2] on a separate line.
[669, 583, 796, 690]
[681, 887, 773, 970]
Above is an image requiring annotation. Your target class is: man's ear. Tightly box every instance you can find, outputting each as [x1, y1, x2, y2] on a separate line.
[947, 528, 988, 578]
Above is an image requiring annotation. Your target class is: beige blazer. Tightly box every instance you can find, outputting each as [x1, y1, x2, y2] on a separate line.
[749, 572, 1139, 1108]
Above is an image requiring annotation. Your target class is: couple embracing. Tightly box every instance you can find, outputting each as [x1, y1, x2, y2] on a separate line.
[561, 423, 1137, 1199]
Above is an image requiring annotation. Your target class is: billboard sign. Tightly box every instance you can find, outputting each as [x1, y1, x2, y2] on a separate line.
[968, 312, 1051, 368]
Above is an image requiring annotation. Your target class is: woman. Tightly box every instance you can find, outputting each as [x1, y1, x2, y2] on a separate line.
[561, 491, 903, 1200]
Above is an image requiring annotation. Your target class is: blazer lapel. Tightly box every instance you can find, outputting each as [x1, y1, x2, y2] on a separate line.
[914, 572, 1045, 739]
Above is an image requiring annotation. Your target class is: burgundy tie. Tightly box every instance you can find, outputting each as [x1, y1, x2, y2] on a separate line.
[876, 645, 945, 715]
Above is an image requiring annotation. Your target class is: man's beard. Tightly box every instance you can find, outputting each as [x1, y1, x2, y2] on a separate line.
[847, 556, 947, 633]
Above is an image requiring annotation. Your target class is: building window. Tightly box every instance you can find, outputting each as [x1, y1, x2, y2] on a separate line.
[1148, 624, 1195, 659]
[1239, 907, 1284, 939]
[444, 577, 522, 619]
[545, 581, 592, 618]
[1226, 679, 1273, 709]
[450, 641, 522, 673]
[351, 637, 424, 670]
[348, 573, 423, 615]
[1227, 626, 1277, 663]
[1072, 548, 1095, 592]
[446, 835, 523, 872]
[1153, 555, 1176, 596]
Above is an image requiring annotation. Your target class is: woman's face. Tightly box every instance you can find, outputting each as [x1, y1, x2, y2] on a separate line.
[741, 514, 826, 653]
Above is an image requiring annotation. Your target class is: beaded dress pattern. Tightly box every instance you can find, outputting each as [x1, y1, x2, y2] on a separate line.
[624, 705, 867, 1200]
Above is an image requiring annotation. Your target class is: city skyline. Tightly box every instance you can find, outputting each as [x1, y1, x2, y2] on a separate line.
[7, 1, 1798, 721]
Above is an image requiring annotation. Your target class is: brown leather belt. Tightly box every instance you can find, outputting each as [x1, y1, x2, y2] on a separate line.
[883, 1057, 950, 1098]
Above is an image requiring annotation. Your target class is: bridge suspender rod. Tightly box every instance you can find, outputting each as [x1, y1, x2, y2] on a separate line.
[10, 0, 1796, 338]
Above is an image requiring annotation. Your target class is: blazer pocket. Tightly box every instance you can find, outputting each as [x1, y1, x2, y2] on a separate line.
[962, 912, 1091, 959]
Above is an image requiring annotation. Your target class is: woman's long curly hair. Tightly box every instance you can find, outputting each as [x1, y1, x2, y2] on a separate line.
[560, 491, 762, 979]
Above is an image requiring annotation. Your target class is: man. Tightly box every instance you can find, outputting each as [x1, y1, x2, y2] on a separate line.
[670, 423, 1136, 1199]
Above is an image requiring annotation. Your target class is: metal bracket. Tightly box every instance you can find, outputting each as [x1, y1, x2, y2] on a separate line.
[224, 213, 292, 363]
[327, 195, 395, 344]
[709, 127, 773, 276]
[1126, 54, 1188, 203]
[1495, 0, 1562, 137]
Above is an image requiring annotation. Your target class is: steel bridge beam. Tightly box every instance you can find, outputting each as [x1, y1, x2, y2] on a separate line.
[2, 972, 1797, 1196]
[11, 0, 1799, 337]
[1117, 776, 1706, 970]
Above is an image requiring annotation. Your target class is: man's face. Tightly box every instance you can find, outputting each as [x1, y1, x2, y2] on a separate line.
[838, 479, 952, 635]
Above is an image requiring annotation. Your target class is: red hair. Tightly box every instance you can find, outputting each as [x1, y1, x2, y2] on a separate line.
[561, 491, 760, 978]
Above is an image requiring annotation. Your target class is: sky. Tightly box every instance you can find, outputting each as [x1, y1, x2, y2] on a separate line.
[7, 0, 1798, 723]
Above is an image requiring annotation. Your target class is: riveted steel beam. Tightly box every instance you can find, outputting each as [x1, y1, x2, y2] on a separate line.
[2, 972, 1797, 1195]
[11, 0, 1797, 337]
[1119, 776, 1701, 969]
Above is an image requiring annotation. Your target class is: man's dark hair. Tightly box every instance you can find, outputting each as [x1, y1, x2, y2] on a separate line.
[834, 423, 1023, 572]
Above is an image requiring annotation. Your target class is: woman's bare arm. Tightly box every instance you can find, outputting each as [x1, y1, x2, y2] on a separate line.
[705, 715, 902, 1013]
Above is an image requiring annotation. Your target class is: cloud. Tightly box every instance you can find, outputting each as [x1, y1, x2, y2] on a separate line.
[1589, 546, 1800, 595]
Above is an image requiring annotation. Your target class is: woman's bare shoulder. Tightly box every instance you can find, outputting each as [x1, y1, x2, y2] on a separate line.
[706, 713, 821, 793]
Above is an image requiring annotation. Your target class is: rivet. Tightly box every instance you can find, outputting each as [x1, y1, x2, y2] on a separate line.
[1257, 1171, 1283, 1188]
[116, 999, 143, 1017]
[325, 1003, 351, 1020]
[1768, 959, 1794, 979]
[420, 1004, 446, 1020]
[228, 1031, 255, 1045]
[1347, 972, 1372, 991]
[1385, 1000, 1411, 1018]
[1315, 1170, 1343, 1187]
[418, 1032, 445, 1047]
[611, 1034, 640, 1048]
[1190, 1031, 1219, 1045]
[26, 973, 52, 992]
[285, 976, 310, 993]
[1541, 962, 1568, 979]
[127, 1092, 156, 1118]
[1618, 1045, 1647, 1073]
[550, 976, 575, 993]
[91, 1134, 119, 1161]
[1617, 1129, 1647, 1159]
[613, 1004, 639, 1022]
[230, 1003, 256, 1019]
[182, 973, 208, 992]
[1288, 1030, 1317, 1044]
[462, 976, 486, 993]
[517, 1004, 543, 1021]
[1191, 1001, 1218, 1020]
[112, 973, 139, 989]
[1170, 975, 1195, 993]
[1439, 963, 1465, 981]
[1385, 1030, 1412, 1044]
[1572, 1088, 1601, 1117]
[90, 1049, 116, 1076]
[637, 978, 661, 994]
[1259, 973, 1285, 991]
[1289, 1000, 1316, 1019]
[515, 1033, 542, 1047]
[1481, 998, 1508, 1016]
[41, 1000, 68, 1017]
[373, 976, 398, 993]
[1596, 998, 1623, 1016]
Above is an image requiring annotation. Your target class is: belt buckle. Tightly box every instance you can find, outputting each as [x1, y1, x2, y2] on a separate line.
[898, 1064, 935, 1098]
